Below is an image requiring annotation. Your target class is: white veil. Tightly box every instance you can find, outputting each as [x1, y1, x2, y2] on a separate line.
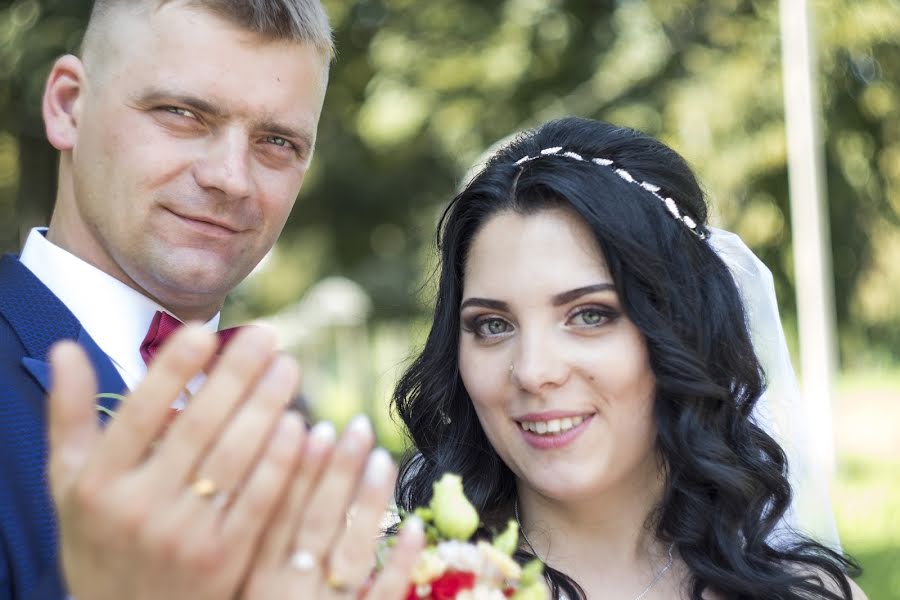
[709, 228, 841, 550]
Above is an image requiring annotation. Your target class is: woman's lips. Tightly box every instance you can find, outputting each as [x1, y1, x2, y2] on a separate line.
[516, 413, 594, 450]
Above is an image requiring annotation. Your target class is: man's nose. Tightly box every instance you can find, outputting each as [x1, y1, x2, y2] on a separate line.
[194, 129, 254, 199]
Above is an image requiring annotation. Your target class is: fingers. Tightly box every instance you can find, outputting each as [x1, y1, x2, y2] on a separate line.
[366, 518, 425, 600]
[89, 325, 217, 476]
[293, 415, 375, 559]
[144, 326, 280, 492]
[196, 354, 300, 498]
[221, 411, 305, 541]
[167, 410, 305, 574]
[252, 421, 336, 567]
[326, 448, 397, 587]
[47, 341, 100, 501]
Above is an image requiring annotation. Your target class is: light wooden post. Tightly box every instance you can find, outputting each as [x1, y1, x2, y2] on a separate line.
[779, 0, 841, 545]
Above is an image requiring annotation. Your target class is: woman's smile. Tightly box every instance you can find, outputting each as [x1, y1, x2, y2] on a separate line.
[516, 412, 595, 449]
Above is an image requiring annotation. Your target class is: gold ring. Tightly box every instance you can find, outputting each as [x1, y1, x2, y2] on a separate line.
[190, 477, 218, 498]
[326, 571, 352, 594]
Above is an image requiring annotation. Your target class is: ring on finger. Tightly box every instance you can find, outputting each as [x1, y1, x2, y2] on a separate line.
[326, 570, 353, 594]
[190, 477, 230, 509]
[191, 477, 219, 498]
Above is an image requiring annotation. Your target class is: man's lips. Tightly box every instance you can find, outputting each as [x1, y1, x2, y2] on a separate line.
[166, 208, 243, 236]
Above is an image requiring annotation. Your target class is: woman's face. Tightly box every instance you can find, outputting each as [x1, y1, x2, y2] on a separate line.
[458, 207, 659, 502]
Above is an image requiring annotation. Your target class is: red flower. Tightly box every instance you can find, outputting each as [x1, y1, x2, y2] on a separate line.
[431, 571, 476, 599]
[405, 571, 477, 599]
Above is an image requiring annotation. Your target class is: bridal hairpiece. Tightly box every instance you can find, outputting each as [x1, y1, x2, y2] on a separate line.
[514, 146, 707, 239]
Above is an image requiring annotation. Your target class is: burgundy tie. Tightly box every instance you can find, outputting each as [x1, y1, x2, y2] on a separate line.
[140, 310, 241, 366]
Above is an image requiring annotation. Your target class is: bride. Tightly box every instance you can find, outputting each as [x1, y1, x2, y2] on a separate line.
[393, 117, 865, 599]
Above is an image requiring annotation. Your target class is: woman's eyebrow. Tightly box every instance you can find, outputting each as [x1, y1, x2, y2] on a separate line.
[460, 283, 615, 311]
[460, 298, 509, 311]
[551, 283, 615, 306]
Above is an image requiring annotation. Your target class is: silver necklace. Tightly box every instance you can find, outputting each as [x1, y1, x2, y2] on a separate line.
[514, 499, 675, 600]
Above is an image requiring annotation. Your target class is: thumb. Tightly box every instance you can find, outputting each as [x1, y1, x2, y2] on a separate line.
[47, 340, 101, 502]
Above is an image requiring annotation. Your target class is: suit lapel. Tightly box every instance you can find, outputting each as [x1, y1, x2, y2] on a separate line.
[0, 254, 127, 413]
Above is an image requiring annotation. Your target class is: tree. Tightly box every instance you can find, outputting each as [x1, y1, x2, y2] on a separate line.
[2, 0, 898, 365]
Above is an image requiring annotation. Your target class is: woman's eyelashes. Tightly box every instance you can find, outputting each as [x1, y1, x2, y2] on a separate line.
[461, 303, 621, 340]
[566, 305, 620, 328]
[463, 315, 514, 340]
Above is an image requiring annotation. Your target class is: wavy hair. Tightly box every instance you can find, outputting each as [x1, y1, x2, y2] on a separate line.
[393, 117, 857, 599]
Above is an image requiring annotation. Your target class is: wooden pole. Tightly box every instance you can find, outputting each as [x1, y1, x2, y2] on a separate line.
[779, 0, 840, 544]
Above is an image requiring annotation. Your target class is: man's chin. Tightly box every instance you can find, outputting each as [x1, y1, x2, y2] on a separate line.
[142, 267, 243, 315]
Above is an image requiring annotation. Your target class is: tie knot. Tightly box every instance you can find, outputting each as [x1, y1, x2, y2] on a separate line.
[140, 310, 240, 365]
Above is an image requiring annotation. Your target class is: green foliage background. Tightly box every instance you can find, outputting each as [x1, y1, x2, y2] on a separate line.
[1, 0, 898, 596]
[2, 0, 899, 366]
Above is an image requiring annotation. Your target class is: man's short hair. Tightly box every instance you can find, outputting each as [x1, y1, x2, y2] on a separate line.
[86, 0, 334, 58]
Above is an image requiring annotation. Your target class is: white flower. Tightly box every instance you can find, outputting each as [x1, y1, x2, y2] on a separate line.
[411, 548, 448, 585]
[435, 540, 484, 573]
[476, 541, 522, 581]
[456, 585, 509, 600]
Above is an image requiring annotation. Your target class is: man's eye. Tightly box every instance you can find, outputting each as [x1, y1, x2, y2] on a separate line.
[166, 107, 196, 119]
[264, 136, 294, 149]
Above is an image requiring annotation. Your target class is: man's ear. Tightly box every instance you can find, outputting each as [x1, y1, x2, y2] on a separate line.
[43, 54, 87, 151]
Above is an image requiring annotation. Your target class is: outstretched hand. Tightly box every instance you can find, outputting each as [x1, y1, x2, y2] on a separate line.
[47, 325, 424, 600]
[241, 415, 425, 599]
[48, 325, 304, 600]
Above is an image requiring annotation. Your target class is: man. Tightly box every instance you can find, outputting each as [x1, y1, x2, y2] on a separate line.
[0, 2, 417, 598]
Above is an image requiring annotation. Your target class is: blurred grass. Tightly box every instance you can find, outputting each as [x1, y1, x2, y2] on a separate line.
[836, 458, 900, 596]
[834, 370, 900, 598]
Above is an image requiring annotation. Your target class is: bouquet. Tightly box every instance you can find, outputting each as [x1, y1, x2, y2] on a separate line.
[396, 473, 550, 600]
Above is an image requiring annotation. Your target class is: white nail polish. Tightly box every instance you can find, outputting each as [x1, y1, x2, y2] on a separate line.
[346, 414, 372, 435]
[309, 421, 336, 445]
[404, 515, 424, 536]
[364, 448, 392, 484]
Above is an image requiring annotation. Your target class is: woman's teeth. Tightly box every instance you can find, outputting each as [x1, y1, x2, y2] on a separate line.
[519, 415, 585, 435]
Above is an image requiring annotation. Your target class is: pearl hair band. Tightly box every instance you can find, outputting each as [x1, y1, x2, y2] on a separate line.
[513, 146, 707, 239]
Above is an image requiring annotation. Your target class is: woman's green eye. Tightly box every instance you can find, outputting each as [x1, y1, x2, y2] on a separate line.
[581, 310, 602, 324]
[571, 308, 615, 327]
[474, 318, 509, 337]
[487, 319, 506, 334]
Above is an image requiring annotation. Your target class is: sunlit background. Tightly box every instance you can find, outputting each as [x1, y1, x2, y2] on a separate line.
[1, 0, 897, 595]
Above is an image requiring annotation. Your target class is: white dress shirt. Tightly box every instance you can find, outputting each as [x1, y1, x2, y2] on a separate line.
[20, 228, 220, 392]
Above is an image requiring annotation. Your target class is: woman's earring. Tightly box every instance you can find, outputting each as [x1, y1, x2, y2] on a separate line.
[439, 409, 452, 425]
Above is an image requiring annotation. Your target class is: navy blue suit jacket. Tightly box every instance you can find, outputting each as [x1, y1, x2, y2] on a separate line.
[0, 254, 126, 600]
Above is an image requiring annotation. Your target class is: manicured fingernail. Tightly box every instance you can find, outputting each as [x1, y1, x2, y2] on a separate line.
[404, 515, 424, 537]
[346, 414, 372, 435]
[309, 421, 336, 446]
[364, 448, 392, 484]
[342, 414, 373, 452]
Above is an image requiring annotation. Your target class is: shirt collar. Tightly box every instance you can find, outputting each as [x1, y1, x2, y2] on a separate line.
[20, 228, 220, 389]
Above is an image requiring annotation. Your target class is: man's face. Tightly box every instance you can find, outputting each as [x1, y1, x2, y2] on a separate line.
[50, 3, 328, 320]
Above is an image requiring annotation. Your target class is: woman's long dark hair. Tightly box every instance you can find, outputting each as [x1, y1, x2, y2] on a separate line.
[393, 117, 857, 599]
